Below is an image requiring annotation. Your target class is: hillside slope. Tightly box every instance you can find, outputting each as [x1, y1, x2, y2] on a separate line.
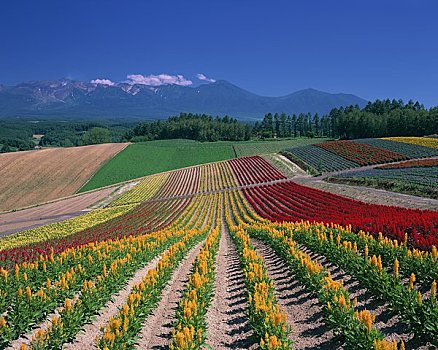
[0, 143, 127, 211]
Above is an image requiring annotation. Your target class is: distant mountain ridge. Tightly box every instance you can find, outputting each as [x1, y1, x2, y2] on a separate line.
[0, 78, 367, 120]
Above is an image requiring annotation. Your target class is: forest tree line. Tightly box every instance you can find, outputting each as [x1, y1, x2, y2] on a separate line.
[127, 99, 437, 143]
[253, 99, 438, 139]
[0, 120, 132, 153]
[1, 98, 437, 153]
[125, 113, 252, 142]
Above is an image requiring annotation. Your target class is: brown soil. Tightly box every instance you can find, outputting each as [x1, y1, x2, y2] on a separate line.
[134, 240, 205, 350]
[251, 239, 341, 350]
[204, 227, 256, 350]
[0, 143, 128, 211]
[64, 255, 162, 350]
[0, 186, 116, 237]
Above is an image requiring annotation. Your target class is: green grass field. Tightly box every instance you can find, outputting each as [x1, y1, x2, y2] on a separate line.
[232, 138, 328, 157]
[79, 140, 234, 192]
[79, 138, 327, 192]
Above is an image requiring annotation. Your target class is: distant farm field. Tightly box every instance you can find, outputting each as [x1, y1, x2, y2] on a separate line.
[0, 143, 127, 211]
[232, 137, 327, 157]
[80, 138, 325, 191]
[79, 140, 235, 192]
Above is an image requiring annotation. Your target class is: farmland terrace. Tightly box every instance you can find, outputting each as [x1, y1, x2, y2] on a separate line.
[0, 154, 437, 350]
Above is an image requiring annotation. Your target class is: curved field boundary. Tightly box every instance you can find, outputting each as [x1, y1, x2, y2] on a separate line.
[0, 205, 132, 251]
[0, 143, 129, 212]
[377, 158, 438, 169]
[284, 145, 359, 173]
[0, 186, 118, 236]
[78, 141, 236, 192]
[356, 138, 438, 158]
[316, 140, 408, 166]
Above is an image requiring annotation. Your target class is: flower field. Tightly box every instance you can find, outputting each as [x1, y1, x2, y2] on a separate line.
[0, 206, 132, 252]
[377, 158, 438, 169]
[243, 181, 438, 248]
[283, 145, 359, 173]
[0, 153, 436, 349]
[282, 138, 438, 174]
[355, 138, 438, 159]
[384, 137, 438, 149]
[328, 160, 438, 199]
[316, 140, 408, 166]
[332, 167, 438, 188]
[229, 156, 286, 185]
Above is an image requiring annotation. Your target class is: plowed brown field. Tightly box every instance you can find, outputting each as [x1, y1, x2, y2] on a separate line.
[0, 143, 128, 211]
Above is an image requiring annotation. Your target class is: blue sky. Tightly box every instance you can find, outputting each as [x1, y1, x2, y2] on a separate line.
[1, 0, 437, 105]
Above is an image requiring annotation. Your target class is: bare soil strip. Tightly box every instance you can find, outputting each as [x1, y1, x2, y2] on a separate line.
[134, 240, 205, 350]
[204, 227, 256, 350]
[0, 186, 116, 237]
[64, 255, 162, 350]
[251, 239, 341, 350]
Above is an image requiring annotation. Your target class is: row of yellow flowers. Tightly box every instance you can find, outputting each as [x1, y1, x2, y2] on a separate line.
[272, 221, 437, 345]
[170, 224, 221, 349]
[274, 221, 438, 290]
[0, 205, 132, 251]
[382, 136, 438, 149]
[224, 192, 291, 350]
[96, 228, 208, 350]
[198, 161, 238, 192]
[4, 182, 221, 349]
[222, 187, 438, 347]
[0, 227, 177, 317]
[0, 228, 184, 349]
[109, 172, 169, 207]
[245, 223, 405, 350]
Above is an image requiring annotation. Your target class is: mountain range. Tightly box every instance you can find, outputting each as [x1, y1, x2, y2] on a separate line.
[0, 79, 368, 120]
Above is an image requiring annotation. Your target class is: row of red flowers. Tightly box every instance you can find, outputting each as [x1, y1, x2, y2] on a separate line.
[227, 155, 437, 249]
[243, 181, 438, 249]
[154, 166, 200, 198]
[228, 156, 286, 186]
[316, 140, 408, 166]
[0, 197, 191, 266]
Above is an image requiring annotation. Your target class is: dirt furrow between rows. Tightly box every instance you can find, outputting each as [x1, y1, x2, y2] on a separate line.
[251, 239, 341, 350]
[8, 253, 164, 349]
[301, 243, 421, 347]
[133, 239, 205, 350]
[63, 254, 163, 350]
[204, 226, 256, 350]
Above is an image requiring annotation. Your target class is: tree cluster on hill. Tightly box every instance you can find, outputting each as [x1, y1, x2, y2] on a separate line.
[253, 112, 328, 138]
[1, 98, 437, 154]
[125, 113, 252, 142]
[328, 99, 438, 139]
[253, 99, 438, 139]
[0, 120, 133, 152]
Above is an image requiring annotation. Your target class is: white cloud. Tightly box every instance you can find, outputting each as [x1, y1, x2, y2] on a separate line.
[126, 73, 192, 86]
[196, 73, 216, 83]
[90, 78, 115, 86]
